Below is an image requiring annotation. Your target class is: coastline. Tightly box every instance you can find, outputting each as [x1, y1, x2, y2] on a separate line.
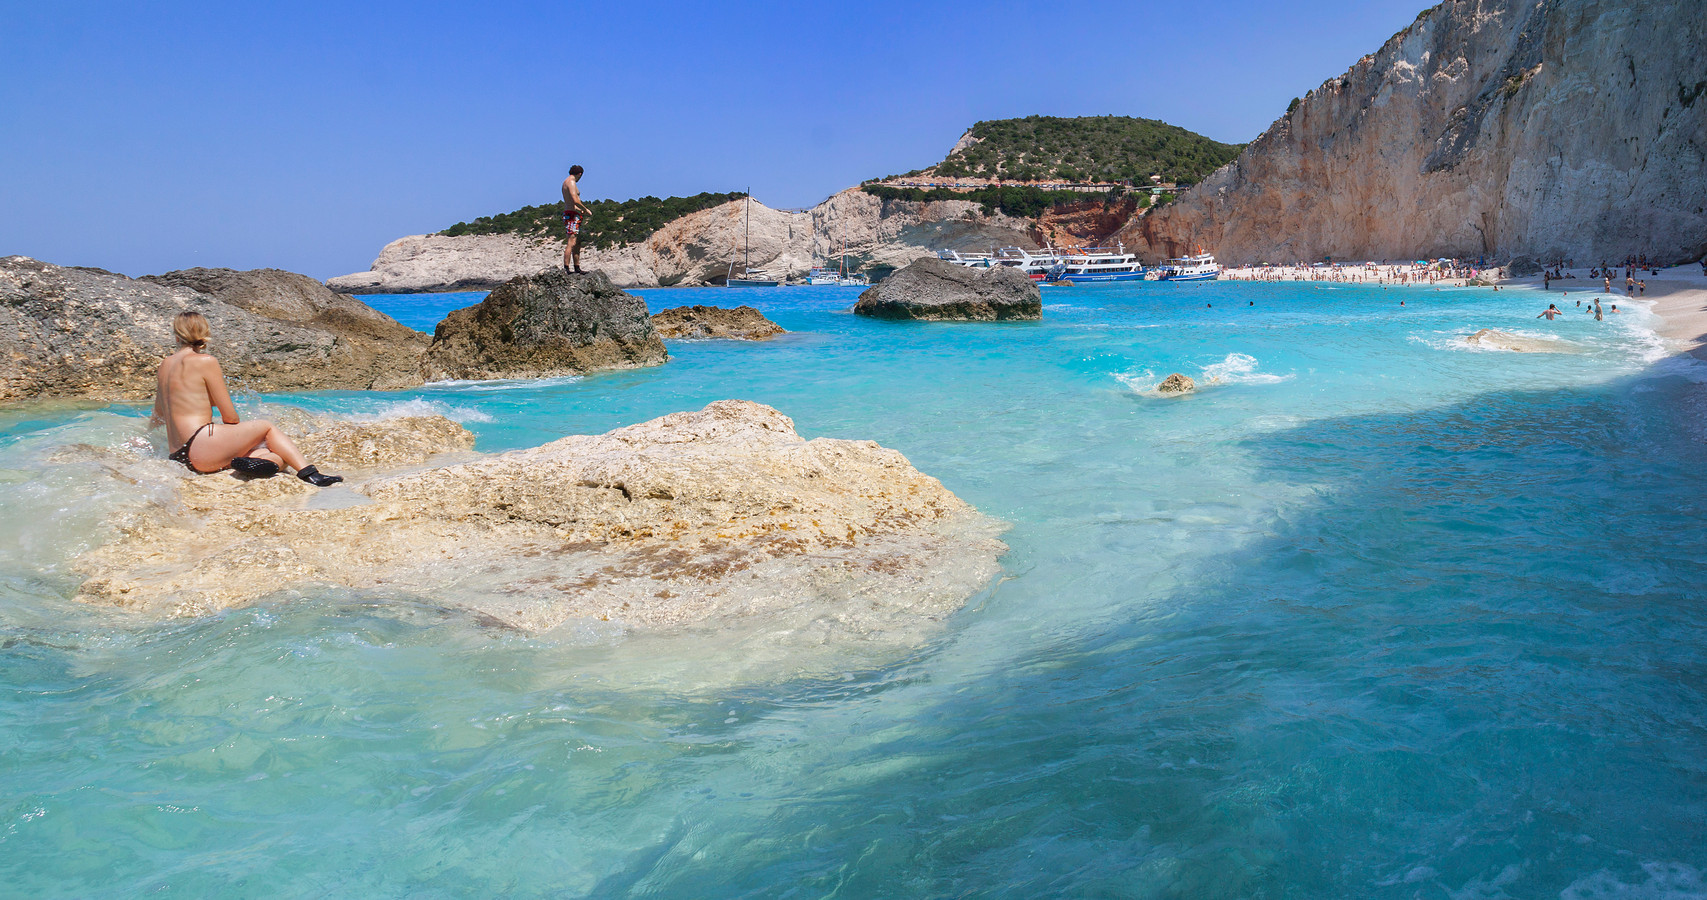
[1500, 266, 1707, 361]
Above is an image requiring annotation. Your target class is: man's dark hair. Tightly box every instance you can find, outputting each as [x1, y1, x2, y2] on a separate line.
[569, 164, 584, 177]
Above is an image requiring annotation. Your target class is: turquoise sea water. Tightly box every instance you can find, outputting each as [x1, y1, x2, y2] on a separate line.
[3, 282, 1706, 897]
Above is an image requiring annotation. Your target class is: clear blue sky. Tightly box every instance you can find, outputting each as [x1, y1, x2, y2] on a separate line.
[1, 0, 1425, 279]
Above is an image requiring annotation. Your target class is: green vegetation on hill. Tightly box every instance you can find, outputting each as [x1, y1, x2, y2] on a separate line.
[862, 184, 1148, 219]
[924, 115, 1244, 185]
[441, 191, 745, 250]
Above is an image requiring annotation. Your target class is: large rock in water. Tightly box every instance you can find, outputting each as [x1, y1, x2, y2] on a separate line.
[73, 401, 1008, 635]
[650, 305, 785, 340]
[143, 267, 428, 390]
[419, 268, 667, 381]
[1116, 0, 1707, 266]
[853, 256, 1042, 321]
[0, 256, 427, 402]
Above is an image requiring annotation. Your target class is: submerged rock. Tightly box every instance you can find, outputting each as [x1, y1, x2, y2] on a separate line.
[0, 256, 427, 402]
[1465, 328, 1573, 353]
[419, 269, 667, 382]
[74, 401, 1007, 634]
[650, 305, 785, 340]
[1156, 373, 1196, 393]
[853, 256, 1042, 321]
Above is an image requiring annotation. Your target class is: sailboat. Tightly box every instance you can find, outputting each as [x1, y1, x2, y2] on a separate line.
[808, 213, 867, 286]
[727, 190, 780, 287]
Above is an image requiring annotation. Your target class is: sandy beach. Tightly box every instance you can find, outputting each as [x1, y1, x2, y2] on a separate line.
[1501, 265, 1707, 360]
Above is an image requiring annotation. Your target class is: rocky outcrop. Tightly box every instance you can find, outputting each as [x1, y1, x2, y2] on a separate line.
[1116, 0, 1707, 266]
[329, 190, 1041, 292]
[650, 305, 785, 340]
[1157, 373, 1196, 393]
[294, 415, 476, 470]
[1464, 328, 1575, 352]
[74, 401, 1008, 634]
[0, 256, 427, 402]
[144, 267, 428, 390]
[853, 256, 1042, 321]
[419, 268, 667, 382]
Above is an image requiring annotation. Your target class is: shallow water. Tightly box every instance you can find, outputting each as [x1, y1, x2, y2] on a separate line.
[4, 282, 1705, 897]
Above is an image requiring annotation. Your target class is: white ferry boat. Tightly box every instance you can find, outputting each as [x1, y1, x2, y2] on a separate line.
[1155, 253, 1221, 281]
[937, 245, 1146, 283]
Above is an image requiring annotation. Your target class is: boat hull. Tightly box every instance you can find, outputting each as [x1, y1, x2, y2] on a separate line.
[1060, 270, 1148, 283]
[727, 279, 780, 287]
[1159, 271, 1220, 282]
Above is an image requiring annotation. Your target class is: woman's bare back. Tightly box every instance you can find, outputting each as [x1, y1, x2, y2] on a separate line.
[155, 349, 223, 450]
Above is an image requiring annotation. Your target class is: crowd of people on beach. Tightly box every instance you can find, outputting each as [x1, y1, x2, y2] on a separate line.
[1223, 259, 1491, 286]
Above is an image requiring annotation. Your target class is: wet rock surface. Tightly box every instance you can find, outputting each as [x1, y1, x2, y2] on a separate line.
[650, 305, 785, 340]
[853, 256, 1042, 321]
[419, 268, 668, 382]
[73, 401, 1007, 635]
[0, 256, 427, 402]
[1157, 373, 1196, 393]
[1465, 328, 1575, 353]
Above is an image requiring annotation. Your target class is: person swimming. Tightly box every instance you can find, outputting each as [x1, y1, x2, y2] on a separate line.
[1538, 304, 1562, 320]
[150, 311, 343, 486]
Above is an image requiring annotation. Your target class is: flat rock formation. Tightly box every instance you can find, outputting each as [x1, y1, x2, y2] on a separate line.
[0, 256, 427, 402]
[1157, 373, 1196, 393]
[1464, 328, 1574, 352]
[1116, 0, 1707, 266]
[144, 267, 428, 390]
[419, 269, 667, 382]
[650, 305, 785, 340]
[75, 401, 1008, 635]
[328, 190, 1041, 292]
[853, 256, 1042, 321]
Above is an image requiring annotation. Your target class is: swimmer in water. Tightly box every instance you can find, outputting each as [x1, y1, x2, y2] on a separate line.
[1537, 304, 1562, 320]
[151, 312, 344, 485]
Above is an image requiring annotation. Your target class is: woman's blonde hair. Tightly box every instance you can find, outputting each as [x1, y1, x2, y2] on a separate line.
[172, 311, 210, 351]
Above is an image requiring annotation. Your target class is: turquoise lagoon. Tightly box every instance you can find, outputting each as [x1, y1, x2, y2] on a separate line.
[2, 281, 1705, 897]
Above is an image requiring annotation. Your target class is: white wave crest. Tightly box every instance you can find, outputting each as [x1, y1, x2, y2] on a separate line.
[351, 399, 495, 424]
[1113, 369, 1157, 393]
[1201, 353, 1290, 384]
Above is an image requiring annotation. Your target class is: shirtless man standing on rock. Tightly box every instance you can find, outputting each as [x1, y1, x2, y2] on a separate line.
[562, 164, 591, 274]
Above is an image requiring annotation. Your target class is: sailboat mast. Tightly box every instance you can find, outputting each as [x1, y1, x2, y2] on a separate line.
[744, 188, 751, 273]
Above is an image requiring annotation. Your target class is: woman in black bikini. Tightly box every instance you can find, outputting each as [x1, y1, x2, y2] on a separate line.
[150, 311, 342, 486]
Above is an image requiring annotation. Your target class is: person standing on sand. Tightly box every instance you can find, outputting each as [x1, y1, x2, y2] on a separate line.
[562, 164, 591, 274]
[151, 312, 343, 485]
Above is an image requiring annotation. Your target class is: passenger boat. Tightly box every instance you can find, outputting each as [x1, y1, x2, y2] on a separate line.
[936, 244, 1146, 283]
[1155, 253, 1221, 281]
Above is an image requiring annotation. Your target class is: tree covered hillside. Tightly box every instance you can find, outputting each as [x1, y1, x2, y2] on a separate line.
[927, 116, 1244, 185]
[441, 191, 745, 250]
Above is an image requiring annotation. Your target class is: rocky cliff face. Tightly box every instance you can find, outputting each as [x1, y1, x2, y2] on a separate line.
[1117, 0, 1707, 265]
[0, 257, 427, 402]
[419, 268, 667, 382]
[74, 401, 1008, 636]
[329, 190, 1042, 292]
